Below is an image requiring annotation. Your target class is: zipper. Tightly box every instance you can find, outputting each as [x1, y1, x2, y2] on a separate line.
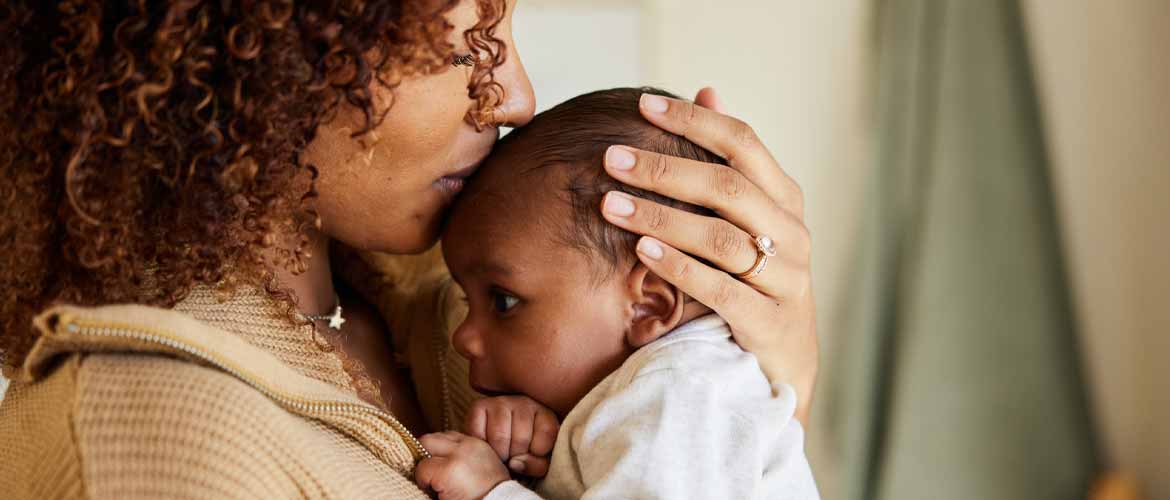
[56, 316, 430, 463]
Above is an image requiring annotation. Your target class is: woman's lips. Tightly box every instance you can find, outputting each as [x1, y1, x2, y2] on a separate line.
[434, 156, 487, 201]
[434, 175, 466, 201]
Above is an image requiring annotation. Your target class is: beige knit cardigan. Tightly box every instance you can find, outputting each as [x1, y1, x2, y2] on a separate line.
[0, 248, 478, 499]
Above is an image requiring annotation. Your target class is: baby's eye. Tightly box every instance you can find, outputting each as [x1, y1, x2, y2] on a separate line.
[490, 290, 520, 314]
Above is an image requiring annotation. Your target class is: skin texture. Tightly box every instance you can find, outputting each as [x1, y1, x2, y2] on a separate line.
[303, 0, 534, 256]
[464, 395, 559, 477]
[277, 0, 534, 428]
[298, 2, 821, 493]
[292, 0, 818, 453]
[417, 431, 512, 500]
[440, 164, 698, 417]
[600, 94, 820, 425]
[427, 157, 710, 499]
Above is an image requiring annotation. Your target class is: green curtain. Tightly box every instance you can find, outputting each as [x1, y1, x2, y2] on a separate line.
[820, 0, 1098, 499]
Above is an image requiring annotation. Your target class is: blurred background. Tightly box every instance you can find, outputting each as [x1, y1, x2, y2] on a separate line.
[510, 0, 1166, 499]
[0, 1, 1165, 498]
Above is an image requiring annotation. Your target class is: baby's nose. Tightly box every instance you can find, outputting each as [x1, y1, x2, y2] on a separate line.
[451, 322, 484, 360]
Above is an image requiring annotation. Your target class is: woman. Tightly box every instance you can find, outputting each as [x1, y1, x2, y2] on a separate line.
[0, 0, 818, 498]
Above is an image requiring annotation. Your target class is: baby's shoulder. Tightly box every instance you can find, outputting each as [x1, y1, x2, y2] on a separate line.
[617, 317, 775, 401]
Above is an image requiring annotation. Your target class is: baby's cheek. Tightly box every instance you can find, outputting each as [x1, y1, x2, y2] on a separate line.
[498, 335, 575, 413]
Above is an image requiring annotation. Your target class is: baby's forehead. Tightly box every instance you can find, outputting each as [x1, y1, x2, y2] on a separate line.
[466, 147, 578, 210]
[449, 155, 572, 235]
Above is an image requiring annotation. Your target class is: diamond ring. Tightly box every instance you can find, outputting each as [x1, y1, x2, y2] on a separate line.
[736, 235, 776, 280]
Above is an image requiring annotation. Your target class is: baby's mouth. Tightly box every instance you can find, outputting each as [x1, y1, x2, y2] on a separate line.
[470, 381, 511, 397]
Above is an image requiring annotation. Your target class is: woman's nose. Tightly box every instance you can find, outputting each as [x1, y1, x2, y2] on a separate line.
[451, 322, 484, 360]
[492, 42, 535, 128]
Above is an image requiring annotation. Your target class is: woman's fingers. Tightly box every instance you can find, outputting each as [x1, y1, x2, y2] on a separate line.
[637, 93, 803, 218]
[633, 236, 767, 327]
[693, 86, 726, 114]
[605, 146, 803, 231]
[635, 236, 815, 397]
[601, 191, 810, 272]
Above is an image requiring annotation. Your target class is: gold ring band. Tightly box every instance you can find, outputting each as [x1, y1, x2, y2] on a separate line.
[736, 235, 777, 280]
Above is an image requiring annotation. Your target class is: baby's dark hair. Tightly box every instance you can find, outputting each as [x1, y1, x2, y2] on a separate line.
[497, 87, 723, 273]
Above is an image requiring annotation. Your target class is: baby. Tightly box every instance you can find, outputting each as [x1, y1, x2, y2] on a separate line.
[417, 88, 819, 499]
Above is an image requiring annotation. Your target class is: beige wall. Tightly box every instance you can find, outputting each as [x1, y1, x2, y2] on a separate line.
[1023, 1, 1170, 498]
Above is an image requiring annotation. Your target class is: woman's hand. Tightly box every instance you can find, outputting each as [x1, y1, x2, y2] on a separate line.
[599, 89, 818, 425]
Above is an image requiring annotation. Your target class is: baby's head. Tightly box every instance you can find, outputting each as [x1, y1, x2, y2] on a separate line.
[441, 88, 723, 415]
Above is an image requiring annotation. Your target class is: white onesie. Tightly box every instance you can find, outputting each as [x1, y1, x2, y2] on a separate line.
[485, 314, 820, 500]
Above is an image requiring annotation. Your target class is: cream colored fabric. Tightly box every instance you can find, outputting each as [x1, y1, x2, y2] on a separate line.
[0, 287, 430, 499]
[341, 245, 480, 433]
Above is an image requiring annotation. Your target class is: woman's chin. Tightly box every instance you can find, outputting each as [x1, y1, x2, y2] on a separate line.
[382, 223, 443, 255]
[331, 214, 442, 256]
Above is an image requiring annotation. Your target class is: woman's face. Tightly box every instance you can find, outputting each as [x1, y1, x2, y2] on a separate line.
[304, 0, 534, 254]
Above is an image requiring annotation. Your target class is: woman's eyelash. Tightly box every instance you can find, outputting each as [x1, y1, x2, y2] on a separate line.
[451, 53, 477, 67]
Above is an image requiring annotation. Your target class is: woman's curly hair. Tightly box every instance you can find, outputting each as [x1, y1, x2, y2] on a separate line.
[0, 0, 508, 372]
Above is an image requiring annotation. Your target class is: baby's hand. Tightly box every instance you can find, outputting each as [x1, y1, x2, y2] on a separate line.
[466, 395, 560, 477]
[416, 432, 509, 500]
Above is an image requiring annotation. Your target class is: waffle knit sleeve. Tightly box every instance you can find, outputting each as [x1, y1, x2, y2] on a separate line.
[0, 356, 88, 500]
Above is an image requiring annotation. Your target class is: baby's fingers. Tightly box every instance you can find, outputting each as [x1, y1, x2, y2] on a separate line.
[508, 454, 551, 478]
[484, 405, 513, 460]
[414, 456, 449, 492]
[529, 410, 559, 457]
[508, 408, 534, 458]
[465, 403, 488, 441]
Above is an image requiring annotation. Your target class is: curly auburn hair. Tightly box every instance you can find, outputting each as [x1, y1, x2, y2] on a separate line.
[0, 0, 508, 372]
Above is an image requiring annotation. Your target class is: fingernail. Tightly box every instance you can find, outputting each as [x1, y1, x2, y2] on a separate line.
[509, 458, 525, 473]
[606, 146, 635, 171]
[640, 93, 669, 113]
[602, 191, 635, 217]
[637, 237, 664, 260]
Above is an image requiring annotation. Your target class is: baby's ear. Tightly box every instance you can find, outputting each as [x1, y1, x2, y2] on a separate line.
[625, 262, 686, 348]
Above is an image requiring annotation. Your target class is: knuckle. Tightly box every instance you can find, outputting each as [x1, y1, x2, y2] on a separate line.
[471, 398, 493, 414]
[487, 429, 509, 446]
[648, 153, 672, 184]
[796, 271, 813, 299]
[795, 224, 813, 260]
[645, 205, 670, 231]
[536, 413, 559, 433]
[707, 223, 743, 260]
[790, 182, 807, 216]
[472, 438, 495, 454]
[537, 407, 558, 422]
[711, 279, 738, 309]
[713, 168, 748, 200]
[733, 119, 761, 149]
[672, 258, 693, 282]
[677, 100, 699, 132]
